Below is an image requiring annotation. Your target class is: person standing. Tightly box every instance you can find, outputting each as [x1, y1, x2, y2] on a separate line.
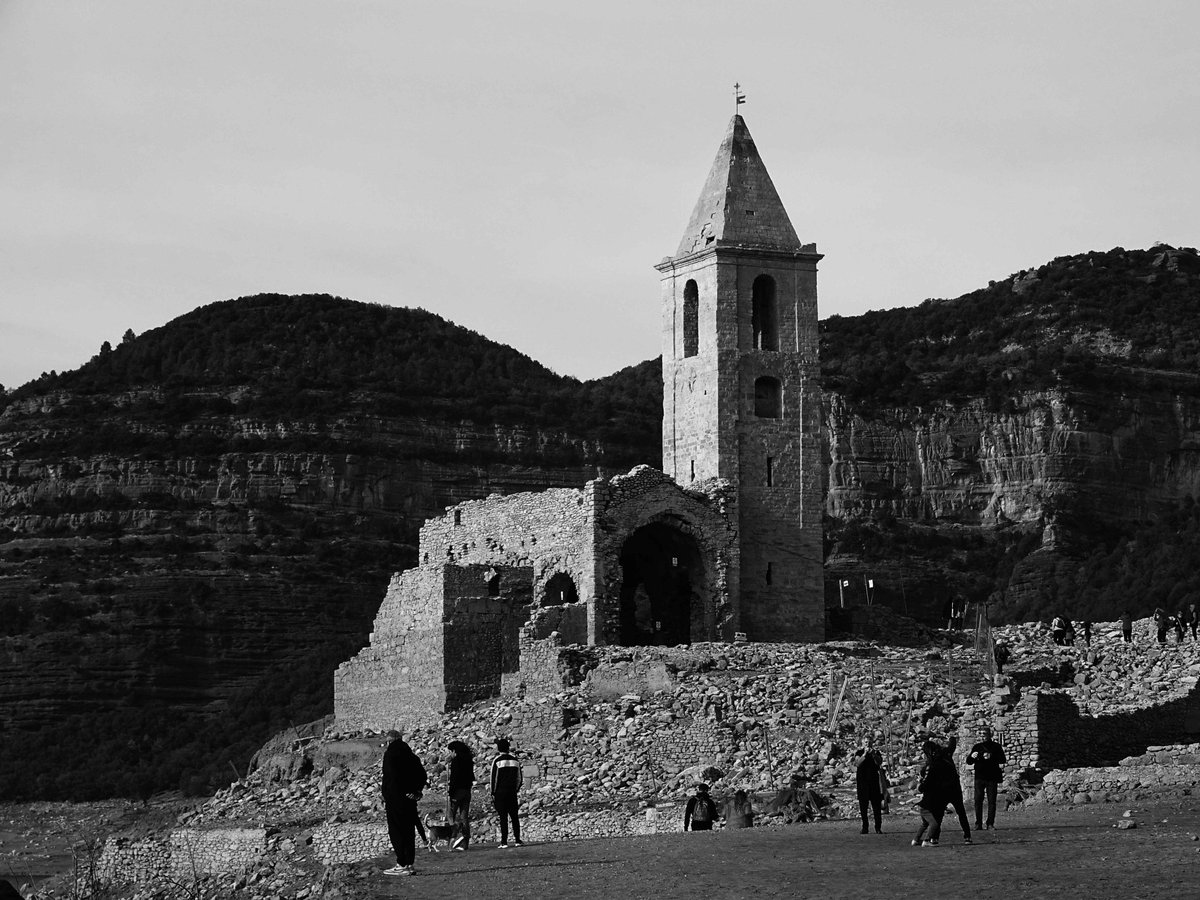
[940, 737, 973, 844]
[966, 726, 1007, 830]
[1050, 615, 1067, 646]
[381, 730, 428, 877]
[446, 740, 475, 851]
[912, 740, 953, 847]
[1121, 610, 1133, 643]
[490, 738, 524, 848]
[1154, 607, 1169, 644]
[684, 783, 717, 831]
[1189, 601, 1199, 640]
[853, 734, 884, 834]
[722, 789, 755, 829]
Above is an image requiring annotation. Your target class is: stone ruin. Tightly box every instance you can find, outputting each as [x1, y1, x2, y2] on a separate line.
[336, 112, 829, 730]
[334, 466, 739, 729]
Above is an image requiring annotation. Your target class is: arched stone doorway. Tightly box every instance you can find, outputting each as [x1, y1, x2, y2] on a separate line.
[617, 521, 704, 646]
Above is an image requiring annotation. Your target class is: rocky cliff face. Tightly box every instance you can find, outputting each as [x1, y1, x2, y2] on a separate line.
[0, 390, 637, 799]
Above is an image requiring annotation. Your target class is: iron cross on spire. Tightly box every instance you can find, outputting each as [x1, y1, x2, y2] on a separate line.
[733, 82, 746, 113]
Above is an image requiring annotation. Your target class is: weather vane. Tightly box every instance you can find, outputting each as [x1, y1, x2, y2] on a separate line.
[733, 82, 746, 113]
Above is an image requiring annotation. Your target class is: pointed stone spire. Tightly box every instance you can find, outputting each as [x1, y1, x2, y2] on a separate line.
[675, 115, 803, 258]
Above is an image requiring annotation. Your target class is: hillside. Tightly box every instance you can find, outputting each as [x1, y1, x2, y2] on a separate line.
[0, 295, 659, 802]
[4, 244, 1200, 803]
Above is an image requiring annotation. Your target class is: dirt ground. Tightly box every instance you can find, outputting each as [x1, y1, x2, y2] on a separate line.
[348, 800, 1200, 900]
[4, 798, 1200, 899]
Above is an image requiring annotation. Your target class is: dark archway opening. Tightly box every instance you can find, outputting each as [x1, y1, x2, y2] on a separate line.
[618, 522, 703, 646]
[543, 572, 579, 606]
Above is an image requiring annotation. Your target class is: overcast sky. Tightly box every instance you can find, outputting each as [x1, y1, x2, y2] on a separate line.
[2, 1, 1198, 390]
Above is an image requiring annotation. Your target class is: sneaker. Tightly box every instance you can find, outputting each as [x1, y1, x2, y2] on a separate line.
[922, 839, 938, 846]
[384, 865, 414, 876]
[497, 843, 509, 849]
[963, 837, 973, 844]
[451, 837, 465, 850]
[512, 840, 524, 847]
[911, 839, 920, 846]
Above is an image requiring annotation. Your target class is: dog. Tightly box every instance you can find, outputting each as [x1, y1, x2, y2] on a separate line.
[423, 812, 456, 852]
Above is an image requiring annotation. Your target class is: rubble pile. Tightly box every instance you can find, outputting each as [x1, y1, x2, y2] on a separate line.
[990, 618, 1200, 710]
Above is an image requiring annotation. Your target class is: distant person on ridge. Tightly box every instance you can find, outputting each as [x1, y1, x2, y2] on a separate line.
[853, 733, 885, 834]
[446, 740, 475, 851]
[490, 737, 524, 847]
[1121, 610, 1133, 643]
[381, 730, 428, 877]
[684, 782, 718, 831]
[1050, 615, 1067, 646]
[1189, 600, 1199, 640]
[1154, 607, 1169, 644]
[966, 726, 1007, 831]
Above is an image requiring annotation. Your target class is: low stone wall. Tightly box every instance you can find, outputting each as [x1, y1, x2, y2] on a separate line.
[97, 828, 266, 886]
[310, 805, 678, 865]
[1036, 743, 1200, 804]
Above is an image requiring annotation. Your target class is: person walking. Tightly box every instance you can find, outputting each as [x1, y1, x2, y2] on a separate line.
[490, 738, 524, 848]
[912, 740, 953, 847]
[1121, 610, 1133, 643]
[446, 740, 475, 851]
[940, 737, 973, 844]
[684, 783, 718, 831]
[966, 726, 1007, 831]
[853, 733, 884, 834]
[722, 789, 755, 829]
[381, 730, 428, 877]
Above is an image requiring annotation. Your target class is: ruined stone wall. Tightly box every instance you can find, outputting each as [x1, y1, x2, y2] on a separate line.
[418, 486, 596, 617]
[441, 564, 532, 708]
[333, 567, 449, 730]
[1001, 684, 1200, 771]
[1037, 743, 1200, 804]
[97, 829, 266, 886]
[589, 467, 738, 644]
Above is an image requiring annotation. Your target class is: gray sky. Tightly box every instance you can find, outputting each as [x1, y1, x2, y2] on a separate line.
[2, 0, 1198, 390]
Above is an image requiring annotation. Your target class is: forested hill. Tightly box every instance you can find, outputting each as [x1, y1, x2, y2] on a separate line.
[820, 244, 1200, 408]
[5, 293, 661, 453]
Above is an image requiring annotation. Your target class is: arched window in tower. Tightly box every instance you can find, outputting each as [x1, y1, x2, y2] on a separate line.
[683, 280, 699, 358]
[754, 376, 782, 418]
[752, 275, 778, 351]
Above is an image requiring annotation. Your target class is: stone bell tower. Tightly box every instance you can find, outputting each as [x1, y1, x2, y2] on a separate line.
[655, 114, 824, 641]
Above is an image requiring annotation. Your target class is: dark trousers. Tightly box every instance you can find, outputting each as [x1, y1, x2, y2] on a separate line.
[974, 779, 999, 827]
[858, 791, 882, 832]
[494, 791, 521, 843]
[449, 787, 472, 847]
[385, 797, 419, 866]
[690, 821, 713, 831]
[914, 806, 943, 843]
[948, 790, 972, 838]
[1122, 628, 1132, 643]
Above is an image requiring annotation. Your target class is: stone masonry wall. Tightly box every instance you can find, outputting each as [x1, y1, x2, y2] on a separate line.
[97, 829, 266, 886]
[418, 486, 596, 621]
[441, 564, 532, 708]
[334, 567, 448, 730]
[1000, 683, 1200, 772]
[1037, 743, 1200, 804]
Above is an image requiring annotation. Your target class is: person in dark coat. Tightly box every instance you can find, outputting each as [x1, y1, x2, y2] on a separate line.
[381, 730, 428, 876]
[683, 782, 717, 831]
[446, 740, 475, 851]
[911, 739, 958, 847]
[853, 733, 884, 834]
[939, 737, 973, 844]
[1121, 610, 1133, 643]
[966, 726, 1007, 830]
[490, 737, 524, 847]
